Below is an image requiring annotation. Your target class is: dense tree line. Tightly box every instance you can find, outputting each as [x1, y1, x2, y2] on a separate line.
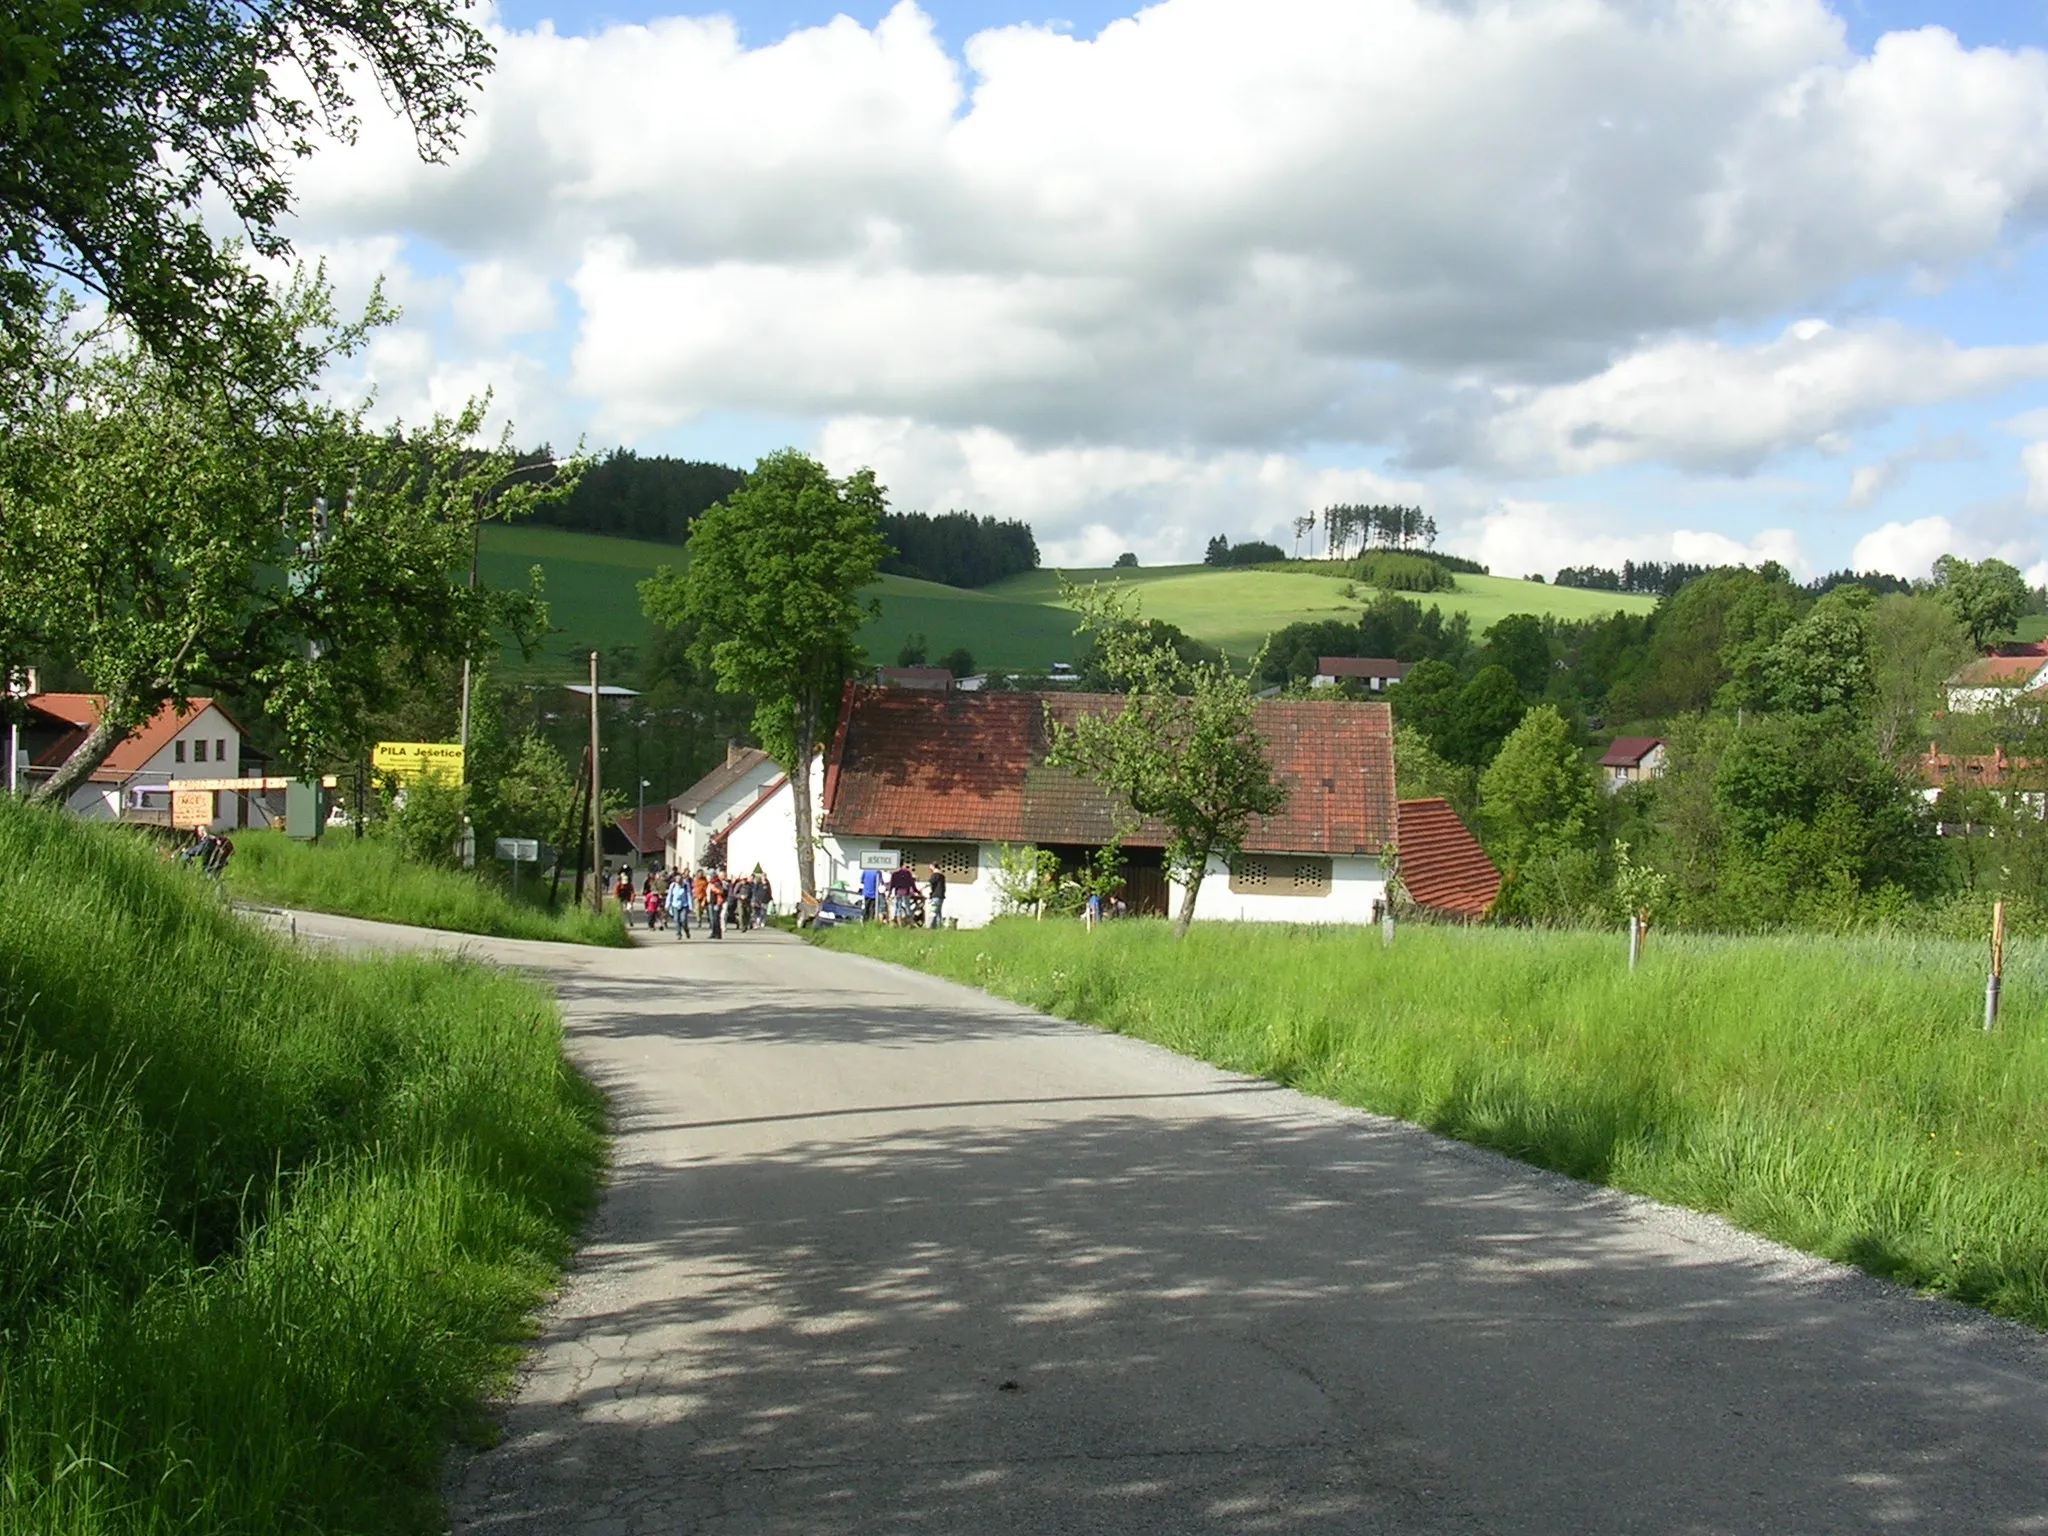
[521, 450, 743, 543]
[1271, 558, 2045, 932]
[1203, 535, 1286, 566]
[879, 510, 1039, 587]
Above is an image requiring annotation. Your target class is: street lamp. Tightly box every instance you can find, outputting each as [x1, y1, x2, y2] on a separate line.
[459, 458, 561, 758]
[638, 777, 652, 863]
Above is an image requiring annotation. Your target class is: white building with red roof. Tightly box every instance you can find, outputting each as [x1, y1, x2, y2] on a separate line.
[1945, 654, 2048, 715]
[18, 693, 245, 829]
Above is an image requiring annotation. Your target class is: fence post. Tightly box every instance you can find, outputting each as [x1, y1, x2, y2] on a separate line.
[1985, 900, 2006, 1032]
[1627, 912, 1641, 973]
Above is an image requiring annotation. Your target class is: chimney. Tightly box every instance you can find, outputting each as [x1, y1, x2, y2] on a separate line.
[727, 740, 745, 766]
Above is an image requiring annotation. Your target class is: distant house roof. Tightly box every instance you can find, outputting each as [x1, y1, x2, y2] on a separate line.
[1316, 657, 1411, 681]
[668, 746, 775, 817]
[823, 686, 1397, 856]
[1993, 640, 2048, 658]
[1395, 798, 1500, 918]
[612, 805, 674, 855]
[26, 693, 244, 783]
[1919, 747, 2040, 789]
[1598, 736, 1665, 769]
[875, 667, 957, 690]
[1947, 656, 2048, 689]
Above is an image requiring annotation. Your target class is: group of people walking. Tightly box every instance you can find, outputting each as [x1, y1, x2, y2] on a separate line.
[612, 865, 772, 940]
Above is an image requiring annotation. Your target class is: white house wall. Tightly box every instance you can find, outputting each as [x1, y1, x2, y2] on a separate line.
[1175, 854, 1386, 926]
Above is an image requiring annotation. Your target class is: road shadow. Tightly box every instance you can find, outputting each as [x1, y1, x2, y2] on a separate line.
[453, 1090, 2048, 1535]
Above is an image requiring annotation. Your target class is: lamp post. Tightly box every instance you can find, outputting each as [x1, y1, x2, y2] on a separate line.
[459, 459, 560, 760]
[638, 777, 651, 866]
[564, 666, 639, 915]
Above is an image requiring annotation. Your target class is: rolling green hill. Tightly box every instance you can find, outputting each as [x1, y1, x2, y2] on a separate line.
[476, 526, 1656, 681]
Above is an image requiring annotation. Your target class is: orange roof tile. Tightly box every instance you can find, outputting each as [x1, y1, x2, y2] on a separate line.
[822, 687, 1397, 855]
[27, 694, 241, 782]
[1396, 798, 1500, 918]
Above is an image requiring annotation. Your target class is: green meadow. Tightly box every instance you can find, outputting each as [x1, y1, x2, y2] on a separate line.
[0, 803, 606, 1533]
[476, 525, 1653, 680]
[821, 917, 2048, 1328]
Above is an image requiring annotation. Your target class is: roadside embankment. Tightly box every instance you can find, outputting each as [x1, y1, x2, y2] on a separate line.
[224, 827, 628, 946]
[0, 803, 605, 1534]
[820, 917, 2048, 1327]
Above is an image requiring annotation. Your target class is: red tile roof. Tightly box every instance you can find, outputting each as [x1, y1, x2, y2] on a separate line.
[822, 687, 1397, 855]
[612, 806, 675, 855]
[1395, 798, 1500, 918]
[1948, 656, 2048, 689]
[27, 694, 242, 782]
[1598, 736, 1664, 769]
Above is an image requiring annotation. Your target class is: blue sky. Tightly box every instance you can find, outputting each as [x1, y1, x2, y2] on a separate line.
[291, 0, 2048, 579]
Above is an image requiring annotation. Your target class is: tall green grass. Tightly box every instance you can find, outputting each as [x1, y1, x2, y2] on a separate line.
[822, 918, 2048, 1326]
[0, 802, 606, 1533]
[223, 828, 628, 945]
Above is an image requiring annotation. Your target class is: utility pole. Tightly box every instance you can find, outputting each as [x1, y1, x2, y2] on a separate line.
[589, 650, 604, 915]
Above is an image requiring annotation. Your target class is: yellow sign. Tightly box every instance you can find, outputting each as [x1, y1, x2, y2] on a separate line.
[171, 790, 215, 829]
[371, 741, 465, 784]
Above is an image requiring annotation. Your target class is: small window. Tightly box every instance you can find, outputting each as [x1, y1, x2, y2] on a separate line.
[174, 740, 185, 763]
[899, 841, 978, 885]
[216, 738, 226, 762]
[193, 739, 206, 763]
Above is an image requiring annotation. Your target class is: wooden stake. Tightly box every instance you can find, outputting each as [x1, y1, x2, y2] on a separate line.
[1627, 912, 1640, 973]
[1985, 900, 2006, 1032]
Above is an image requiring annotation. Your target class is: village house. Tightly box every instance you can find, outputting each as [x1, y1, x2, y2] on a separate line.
[1944, 654, 2048, 715]
[17, 693, 247, 831]
[1598, 737, 1666, 790]
[713, 686, 1499, 928]
[1918, 745, 2046, 822]
[663, 744, 782, 869]
[1311, 656, 1411, 693]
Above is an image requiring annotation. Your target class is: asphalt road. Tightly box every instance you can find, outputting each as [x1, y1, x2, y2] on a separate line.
[290, 910, 2048, 1534]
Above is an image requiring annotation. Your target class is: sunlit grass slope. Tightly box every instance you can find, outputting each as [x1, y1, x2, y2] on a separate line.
[0, 802, 606, 1534]
[988, 564, 1656, 654]
[821, 917, 2048, 1328]
[477, 523, 1083, 676]
[225, 828, 629, 945]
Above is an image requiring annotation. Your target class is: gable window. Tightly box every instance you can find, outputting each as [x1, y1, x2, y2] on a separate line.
[899, 841, 979, 885]
[193, 739, 206, 763]
[174, 740, 185, 763]
[1229, 854, 1331, 897]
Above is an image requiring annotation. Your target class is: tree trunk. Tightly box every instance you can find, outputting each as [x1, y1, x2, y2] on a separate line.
[791, 700, 818, 902]
[1171, 853, 1209, 940]
[26, 708, 131, 809]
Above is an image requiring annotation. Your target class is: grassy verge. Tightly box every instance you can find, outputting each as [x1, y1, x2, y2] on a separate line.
[818, 917, 2048, 1327]
[223, 828, 628, 946]
[1, 802, 607, 1533]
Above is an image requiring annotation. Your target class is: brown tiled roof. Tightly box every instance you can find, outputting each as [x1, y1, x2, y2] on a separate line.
[822, 687, 1397, 855]
[1598, 736, 1664, 768]
[612, 806, 674, 855]
[1948, 656, 2048, 689]
[668, 746, 774, 816]
[27, 693, 241, 782]
[1316, 657, 1410, 680]
[1396, 798, 1500, 918]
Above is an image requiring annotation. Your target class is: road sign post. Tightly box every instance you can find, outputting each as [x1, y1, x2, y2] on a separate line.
[495, 837, 541, 899]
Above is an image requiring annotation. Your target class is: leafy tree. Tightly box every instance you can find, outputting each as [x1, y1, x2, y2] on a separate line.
[1866, 594, 1973, 760]
[1076, 618, 1221, 692]
[1442, 665, 1528, 768]
[1759, 587, 1873, 716]
[1636, 567, 1779, 716]
[3, 278, 553, 803]
[1113, 551, 1139, 569]
[938, 646, 977, 678]
[1715, 573, 1802, 712]
[1478, 705, 1601, 879]
[896, 633, 929, 667]
[1386, 658, 1461, 745]
[2, 0, 490, 387]
[641, 449, 888, 901]
[1482, 613, 1551, 697]
[489, 732, 580, 846]
[1392, 723, 1477, 819]
[1933, 555, 2029, 649]
[1045, 583, 1285, 939]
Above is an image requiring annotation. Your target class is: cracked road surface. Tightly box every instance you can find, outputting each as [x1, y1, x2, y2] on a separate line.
[291, 911, 2048, 1533]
